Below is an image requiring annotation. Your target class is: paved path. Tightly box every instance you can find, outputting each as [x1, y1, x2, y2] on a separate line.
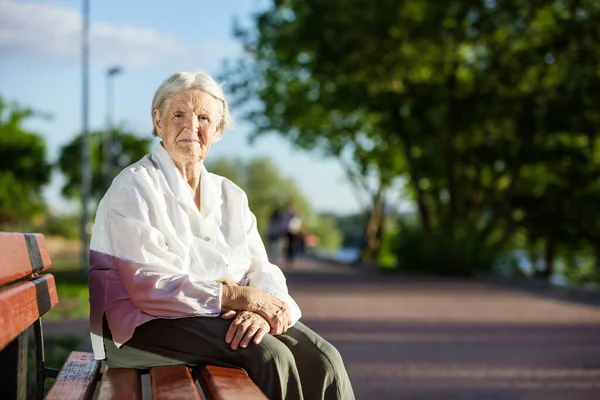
[46, 259, 600, 399]
[283, 259, 600, 400]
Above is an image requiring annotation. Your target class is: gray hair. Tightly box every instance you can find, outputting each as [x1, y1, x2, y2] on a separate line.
[151, 71, 235, 140]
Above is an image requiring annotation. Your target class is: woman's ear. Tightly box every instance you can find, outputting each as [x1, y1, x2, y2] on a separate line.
[153, 109, 163, 137]
[215, 118, 224, 135]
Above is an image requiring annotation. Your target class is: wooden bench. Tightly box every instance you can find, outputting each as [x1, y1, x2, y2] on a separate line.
[0, 232, 267, 399]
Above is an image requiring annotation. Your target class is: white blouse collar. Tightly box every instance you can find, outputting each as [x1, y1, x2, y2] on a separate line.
[150, 143, 223, 219]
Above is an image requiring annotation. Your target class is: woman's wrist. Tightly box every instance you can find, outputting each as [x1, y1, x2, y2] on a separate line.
[221, 284, 239, 310]
[221, 284, 255, 311]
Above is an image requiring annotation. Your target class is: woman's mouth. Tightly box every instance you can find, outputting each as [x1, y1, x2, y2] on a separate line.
[179, 139, 201, 144]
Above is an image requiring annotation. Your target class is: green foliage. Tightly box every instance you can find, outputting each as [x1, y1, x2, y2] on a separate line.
[377, 223, 399, 268]
[0, 96, 51, 228]
[44, 268, 90, 320]
[226, 0, 600, 277]
[57, 128, 152, 204]
[558, 246, 600, 286]
[311, 214, 342, 251]
[394, 226, 495, 276]
[42, 213, 81, 239]
[208, 156, 342, 251]
[208, 157, 243, 183]
[43, 336, 83, 369]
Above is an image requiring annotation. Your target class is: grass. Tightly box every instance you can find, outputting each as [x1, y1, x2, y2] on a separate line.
[45, 255, 90, 321]
[47, 282, 89, 320]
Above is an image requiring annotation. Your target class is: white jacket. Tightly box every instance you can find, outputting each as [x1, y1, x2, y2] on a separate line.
[89, 143, 301, 359]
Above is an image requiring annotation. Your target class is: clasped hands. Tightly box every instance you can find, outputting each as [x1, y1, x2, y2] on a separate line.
[220, 279, 291, 350]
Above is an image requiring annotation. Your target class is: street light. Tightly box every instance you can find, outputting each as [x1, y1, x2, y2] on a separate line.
[80, 0, 90, 275]
[103, 66, 123, 191]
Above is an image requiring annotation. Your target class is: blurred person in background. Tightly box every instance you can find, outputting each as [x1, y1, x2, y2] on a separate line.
[298, 229, 319, 257]
[281, 202, 302, 267]
[266, 207, 283, 262]
[88, 71, 354, 400]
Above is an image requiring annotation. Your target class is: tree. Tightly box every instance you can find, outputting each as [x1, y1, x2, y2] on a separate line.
[225, 0, 600, 276]
[0, 96, 51, 228]
[222, 5, 405, 262]
[208, 156, 342, 251]
[57, 128, 152, 205]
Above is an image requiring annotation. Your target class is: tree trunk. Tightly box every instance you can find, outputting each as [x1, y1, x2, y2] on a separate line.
[538, 236, 556, 280]
[443, 69, 458, 238]
[595, 248, 600, 281]
[360, 185, 386, 263]
[389, 102, 433, 234]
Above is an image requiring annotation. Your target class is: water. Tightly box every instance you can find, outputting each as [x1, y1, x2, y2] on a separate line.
[328, 247, 574, 286]
[497, 248, 571, 286]
[331, 247, 361, 263]
[313, 247, 360, 264]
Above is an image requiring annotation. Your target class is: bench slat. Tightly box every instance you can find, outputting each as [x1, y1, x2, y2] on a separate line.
[96, 368, 142, 400]
[197, 365, 267, 400]
[0, 274, 58, 350]
[0, 232, 52, 286]
[150, 365, 202, 400]
[45, 352, 100, 400]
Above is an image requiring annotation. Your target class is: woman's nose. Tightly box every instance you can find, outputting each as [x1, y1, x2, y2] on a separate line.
[184, 115, 200, 132]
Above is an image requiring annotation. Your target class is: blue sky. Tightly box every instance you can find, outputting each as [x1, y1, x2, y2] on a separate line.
[0, 0, 405, 215]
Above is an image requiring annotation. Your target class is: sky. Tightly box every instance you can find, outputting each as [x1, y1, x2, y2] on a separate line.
[0, 0, 407, 215]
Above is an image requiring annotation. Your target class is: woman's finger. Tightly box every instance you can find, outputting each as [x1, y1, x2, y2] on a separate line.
[253, 324, 269, 344]
[225, 319, 240, 344]
[270, 323, 283, 336]
[239, 323, 260, 349]
[231, 320, 250, 350]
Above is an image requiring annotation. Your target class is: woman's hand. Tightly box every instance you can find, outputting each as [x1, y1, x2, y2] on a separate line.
[221, 310, 270, 350]
[221, 285, 291, 335]
[253, 294, 291, 335]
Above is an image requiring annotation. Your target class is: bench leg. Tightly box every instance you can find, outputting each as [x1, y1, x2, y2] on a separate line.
[33, 319, 59, 400]
[0, 330, 29, 400]
[33, 318, 46, 400]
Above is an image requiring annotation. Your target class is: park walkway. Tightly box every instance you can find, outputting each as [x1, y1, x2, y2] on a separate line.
[46, 258, 600, 399]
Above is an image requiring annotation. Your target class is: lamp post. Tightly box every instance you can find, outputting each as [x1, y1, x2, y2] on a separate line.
[80, 0, 91, 275]
[103, 66, 122, 191]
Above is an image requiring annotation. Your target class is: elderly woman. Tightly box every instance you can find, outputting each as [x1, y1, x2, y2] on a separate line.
[88, 71, 354, 400]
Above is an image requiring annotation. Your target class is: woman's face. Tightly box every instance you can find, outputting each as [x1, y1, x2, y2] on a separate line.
[153, 89, 222, 165]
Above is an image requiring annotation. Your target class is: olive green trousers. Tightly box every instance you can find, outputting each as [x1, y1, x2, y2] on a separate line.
[102, 316, 355, 400]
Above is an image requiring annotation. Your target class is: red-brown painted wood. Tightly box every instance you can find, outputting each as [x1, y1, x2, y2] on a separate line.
[0, 232, 52, 285]
[45, 352, 101, 400]
[0, 274, 58, 350]
[197, 365, 267, 400]
[96, 368, 142, 400]
[150, 365, 202, 400]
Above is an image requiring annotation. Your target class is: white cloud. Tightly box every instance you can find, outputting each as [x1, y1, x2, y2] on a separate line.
[0, 0, 236, 68]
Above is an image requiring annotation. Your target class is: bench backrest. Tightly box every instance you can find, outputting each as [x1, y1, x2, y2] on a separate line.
[0, 232, 58, 399]
[0, 232, 56, 348]
[0, 233, 53, 286]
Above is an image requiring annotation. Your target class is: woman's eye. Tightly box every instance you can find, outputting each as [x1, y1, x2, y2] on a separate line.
[198, 115, 209, 121]
[174, 113, 183, 119]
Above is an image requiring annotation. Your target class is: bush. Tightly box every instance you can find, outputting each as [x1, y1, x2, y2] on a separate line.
[393, 227, 495, 276]
[310, 214, 343, 252]
[42, 213, 80, 239]
[378, 224, 399, 268]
